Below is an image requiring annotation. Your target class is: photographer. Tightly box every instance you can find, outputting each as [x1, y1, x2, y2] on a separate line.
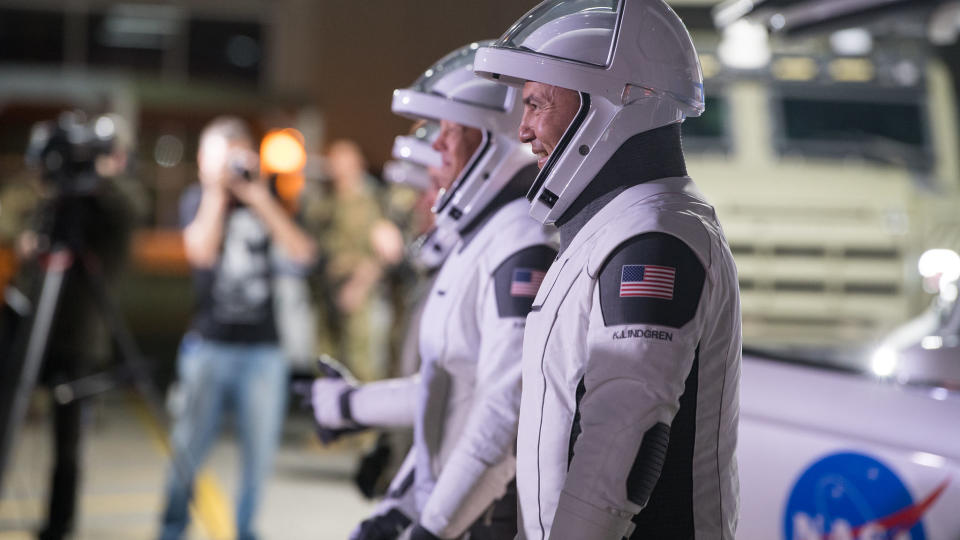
[0, 113, 143, 540]
[159, 116, 317, 540]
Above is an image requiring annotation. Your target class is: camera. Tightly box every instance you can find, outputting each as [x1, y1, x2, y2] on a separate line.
[25, 111, 117, 194]
[229, 148, 259, 182]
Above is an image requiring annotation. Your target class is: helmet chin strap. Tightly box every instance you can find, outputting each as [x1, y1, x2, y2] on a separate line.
[555, 122, 687, 253]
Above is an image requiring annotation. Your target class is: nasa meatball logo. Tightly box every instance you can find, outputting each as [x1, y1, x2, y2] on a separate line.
[784, 452, 949, 540]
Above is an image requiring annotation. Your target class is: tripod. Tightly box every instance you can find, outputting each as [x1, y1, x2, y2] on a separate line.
[0, 192, 177, 500]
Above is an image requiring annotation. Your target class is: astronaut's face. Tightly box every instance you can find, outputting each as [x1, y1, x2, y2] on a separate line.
[519, 81, 580, 169]
[431, 119, 483, 191]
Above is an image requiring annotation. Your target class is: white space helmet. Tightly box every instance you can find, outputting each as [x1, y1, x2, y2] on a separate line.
[392, 41, 535, 232]
[384, 122, 442, 191]
[382, 160, 431, 191]
[385, 122, 458, 271]
[474, 0, 704, 225]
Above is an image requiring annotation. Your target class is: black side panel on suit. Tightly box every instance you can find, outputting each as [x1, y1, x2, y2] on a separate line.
[627, 422, 671, 508]
[598, 232, 705, 328]
[386, 468, 415, 499]
[567, 377, 587, 469]
[493, 245, 557, 318]
[629, 346, 700, 540]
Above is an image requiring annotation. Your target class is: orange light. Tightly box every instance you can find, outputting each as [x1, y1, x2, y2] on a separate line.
[261, 128, 307, 174]
[275, 172, 305, 211]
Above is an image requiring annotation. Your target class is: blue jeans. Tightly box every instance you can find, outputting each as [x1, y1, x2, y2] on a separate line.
[159, 334, 289, 540]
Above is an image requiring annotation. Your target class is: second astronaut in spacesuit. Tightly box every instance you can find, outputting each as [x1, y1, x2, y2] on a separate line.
[312, 41, 558, 540]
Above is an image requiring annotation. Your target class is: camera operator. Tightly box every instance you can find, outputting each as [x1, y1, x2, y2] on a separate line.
[159, 116, 317, 540]
[0, 112, 144, 540]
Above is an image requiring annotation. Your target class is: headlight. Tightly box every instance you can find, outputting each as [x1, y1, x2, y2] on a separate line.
[870, 346, 898, 378]
[918, 248, 960, 288]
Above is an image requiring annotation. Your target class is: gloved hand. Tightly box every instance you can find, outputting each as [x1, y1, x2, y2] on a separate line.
[296, 355, 368, 445]
[311, 377, 354, 429]
[350, 508, 413, 540]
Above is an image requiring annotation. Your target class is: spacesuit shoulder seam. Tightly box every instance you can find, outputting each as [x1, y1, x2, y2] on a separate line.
[480, 213, 556, 273]
[586, 205, 711, 277]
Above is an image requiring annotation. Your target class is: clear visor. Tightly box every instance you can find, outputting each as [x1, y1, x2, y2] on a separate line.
[494, 0, 620, 67]
[393, 121, 441, 169]
[411, 40, 494, 95]
[383, 160, 431, 191]
[411, 121, 439, 144]
[432, 129, 490, 215]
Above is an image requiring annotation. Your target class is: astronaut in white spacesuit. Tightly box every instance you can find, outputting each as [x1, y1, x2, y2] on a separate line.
[473, 1, 742, 538]
[312, 41, 558, 540]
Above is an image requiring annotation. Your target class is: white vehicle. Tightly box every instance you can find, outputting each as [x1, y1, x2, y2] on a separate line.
[688, 1, 960, 537]
[738, 352, 960, 540]
[737, 249, 960, 540]
[685, 49, 960, 352]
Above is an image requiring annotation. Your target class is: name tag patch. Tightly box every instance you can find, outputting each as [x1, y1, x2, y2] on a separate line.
[612, 327, 674, 342]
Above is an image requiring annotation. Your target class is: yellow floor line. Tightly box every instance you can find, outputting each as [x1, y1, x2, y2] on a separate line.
[129, 393, 235, 540]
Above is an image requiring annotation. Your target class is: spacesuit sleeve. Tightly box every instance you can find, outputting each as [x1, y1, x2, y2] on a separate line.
[419, 244, 556, 538]
[371, 447, 420, 520]
[550, 233, 706, 540]
[349, 375, 420, 428]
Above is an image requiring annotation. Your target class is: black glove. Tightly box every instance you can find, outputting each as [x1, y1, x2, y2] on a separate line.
[408, 524, 441, 540]
[354, 431, 393, 499]
[351, 508, 412, 540]
[314, 353, 357, 382]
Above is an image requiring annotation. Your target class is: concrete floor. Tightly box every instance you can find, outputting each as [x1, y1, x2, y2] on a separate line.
[0, 392, 378, 540]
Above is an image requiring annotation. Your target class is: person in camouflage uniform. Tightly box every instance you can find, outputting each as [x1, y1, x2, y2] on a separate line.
[300, 139, 397, 382]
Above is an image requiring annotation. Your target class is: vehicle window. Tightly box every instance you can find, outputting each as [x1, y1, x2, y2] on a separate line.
[775, 94, 931, 171]
[682, 95, 730, 153]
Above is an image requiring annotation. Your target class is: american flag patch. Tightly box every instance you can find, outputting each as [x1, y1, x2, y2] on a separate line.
[620, 264, 676, 299]
[511, 268, 546, 297]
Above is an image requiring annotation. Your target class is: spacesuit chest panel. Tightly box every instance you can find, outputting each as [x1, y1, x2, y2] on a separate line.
[519, 234, 598, 539]
[415, 238, 485, 493]
[525, 244, 592, 377]
[418, 243, 478, 373]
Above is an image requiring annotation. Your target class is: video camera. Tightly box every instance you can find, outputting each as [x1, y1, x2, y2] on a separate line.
[25, 111, 118, 194]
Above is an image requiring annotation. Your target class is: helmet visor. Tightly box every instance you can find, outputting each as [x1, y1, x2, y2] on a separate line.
[411, 40, 493, 96]
[432, 129, 491, 216]
[383, 160, 432, 191]
[494, 0, 620, 68]
[393, 121, 441, 167]
[412, 121, 440, 143]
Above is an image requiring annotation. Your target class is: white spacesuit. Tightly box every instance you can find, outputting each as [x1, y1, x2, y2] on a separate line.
[474, 1, 741, 538]
[309, 120, 454, 537]
[308, 121, 452, 535]
[309, 122, 455, 438]
[313, 41, 557, 540]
